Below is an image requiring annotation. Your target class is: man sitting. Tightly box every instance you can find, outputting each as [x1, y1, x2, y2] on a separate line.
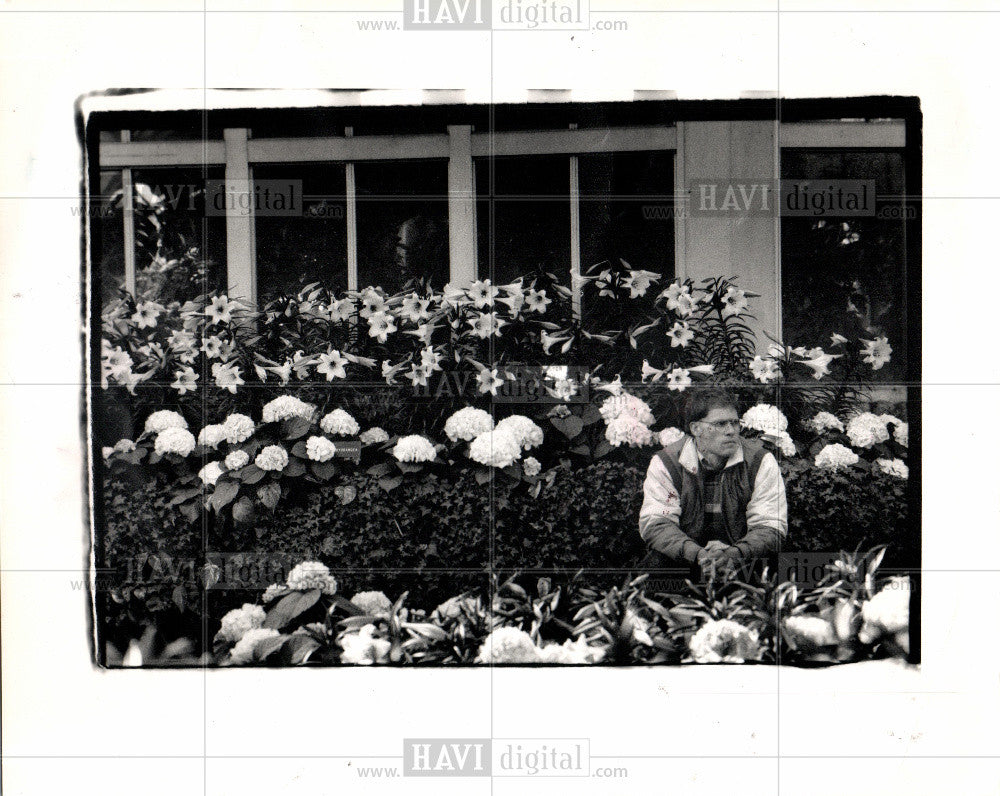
[638, 388, 787, 578]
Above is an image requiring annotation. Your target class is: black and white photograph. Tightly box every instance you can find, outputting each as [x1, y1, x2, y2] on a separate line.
[87, 95, 920, 670]
[2, 3, 999, 795]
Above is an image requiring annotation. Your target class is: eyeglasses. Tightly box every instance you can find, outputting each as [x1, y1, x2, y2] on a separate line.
[697, 419, 741, 432]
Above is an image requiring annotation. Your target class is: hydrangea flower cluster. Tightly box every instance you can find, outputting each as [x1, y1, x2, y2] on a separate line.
[225, 450, 249, 470]
[197, 424, 226, 449]
[689, 619, 762, 663]
[154, 427, 197, 457]
[537, 638, 606, 664]
[605, 415, 655, 448]
[599, 392, 655, 426]
[305, 436, 337, 463]
[350, 590, 393, 616]
[218, 603, 266, 644]
[814, 443, 860, 471]
[782, 614, 838, 649]
[476, 627, 541, 664]
[230, 628, 280, 665]
[444, 407, 495, 442]
[858, 577, 910, 647]
[359, 427, 389, 445]
[806, 411, 845, 434]
[658, 427, 685, 446]
[262, 395, 315, 424]
[875, 458, 908, 479]
[255, 445, 289, 472]
[198, 461, 224, 486]
[845, 412, 890, 449]
[522, 456, 542, 477]
[221, 413, 255, 444]
[468, 429, 522, 469]
[392, 434, 437, 463]
[286, 561, 338, 595]
[740, 404, 788, 435]
[340, 625, 391, 665]
[144, 410, 188, 435]
[320, 409, 360, 436]
[494, 415, 544, 450]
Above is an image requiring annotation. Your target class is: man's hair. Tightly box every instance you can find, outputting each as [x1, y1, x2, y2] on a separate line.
[683, 388, 740, 431]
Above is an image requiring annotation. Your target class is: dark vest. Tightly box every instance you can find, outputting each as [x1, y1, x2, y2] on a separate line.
[655, 436, 767, 546]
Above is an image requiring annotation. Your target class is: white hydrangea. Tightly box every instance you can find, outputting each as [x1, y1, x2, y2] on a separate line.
[102, 446, 114, 459]
[359, 427, 389, 445]
[845, 412, 890, 449]
[197, 461, 224, 486]
[224, 450, 250, 471]
[740, 404, 788, 434]
[763, 430, 797, 457]
[875, 458, 909, 479]
[782, 615, 838, 649]
[229, 628, 280, 665]
[494, 415, 544, 450]
[658, 427, 685, 447]
[154, 427, 197, 457]
[814, 443, 860, 471]
[221, 413, 255, 444]
[392, 434, 437, 463]
[113, 438, 137, 454]
[892, 422, 908, 448]
[476, 627, 541, 664]
[689, 619, 762, 663]
[286, 561, 338, 595]
[350, 590, 393, 616]
[522, 456, 541, 477]
[261, 583, 286, 603]
[305, 436, 337, 462]
[599, 392, 655, 426]
[605, 415, 655, 448]
[218, 603, 266, 644]
[319, 408, 360, 436]
[468, 429, 522, 469]
[807, 411, 845, 434]
[538, 638, 606, 664]
[197, 424, 227, 449]
[262, 395, 316, 424]
[144, 409, 188, 435]
[444, 407, 495, 442]
[255, 444, 289, 472]
[340, 625, 391, 665]
[858, 577, 910, 644]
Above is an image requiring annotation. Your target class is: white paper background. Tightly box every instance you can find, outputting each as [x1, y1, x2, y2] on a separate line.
[2, 2, 999, 795]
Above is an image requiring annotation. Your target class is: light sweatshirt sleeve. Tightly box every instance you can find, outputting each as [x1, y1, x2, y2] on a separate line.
[735, 451, 788, 559]
[638, 456, 703, 564]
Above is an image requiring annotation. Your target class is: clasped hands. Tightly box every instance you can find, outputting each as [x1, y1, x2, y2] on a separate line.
[696, 540, 741, 579]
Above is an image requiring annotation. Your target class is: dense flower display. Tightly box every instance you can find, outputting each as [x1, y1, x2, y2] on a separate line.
[469, 429, 522, 469]
[444, 407, 495, 442]
[218, 603, 266, 644]
[320, 409, 360, 437]
[814, 443, 860, 471]
[846, 412, 891, 449]
[689, 619, 762, 663]
[286, 561, 338, 595]
[154, 427, 196, 457]
[392, 435, 437, 463]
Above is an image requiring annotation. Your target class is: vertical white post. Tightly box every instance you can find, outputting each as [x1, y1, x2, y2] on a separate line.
[568, 127, 581, 317]
[447, 125, 476, 286]
[345, 126, 358, 291]
[120, 131, 137, 296]
[224, 128, 256, 305]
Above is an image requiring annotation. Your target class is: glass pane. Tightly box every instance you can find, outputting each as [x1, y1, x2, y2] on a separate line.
[354, 160, 449, 293]
[130, 167, 227, 304]
[254, 163, 348, 304]
[578, 150, 675, 277]
[475, 155, 571, 285]
[98, 170, 125, 307]
[780, 150, 908, 382]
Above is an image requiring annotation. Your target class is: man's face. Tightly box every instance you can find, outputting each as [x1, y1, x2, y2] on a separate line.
[691, 406, 741, 461]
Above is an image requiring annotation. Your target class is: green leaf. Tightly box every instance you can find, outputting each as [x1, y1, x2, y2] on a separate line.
[474, 468, 492, 485]
[333, 484, 357, 505]
[291, 441, 309, 458]
[285, 458, 307, 477]
[366, 462, 393, 478]
[285, 634, 321, 665]
[379, 475, 403, 491]
[254, 634, 290, 662]
[210, 480, 240, 512]
[551, 415, 584, 439]
[281, 416, 313, 441]
[258, 482, 281, 509]
[311, 461, 338, 481]
[238, 464, 266, 484]
[263, 589, 322, 630]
